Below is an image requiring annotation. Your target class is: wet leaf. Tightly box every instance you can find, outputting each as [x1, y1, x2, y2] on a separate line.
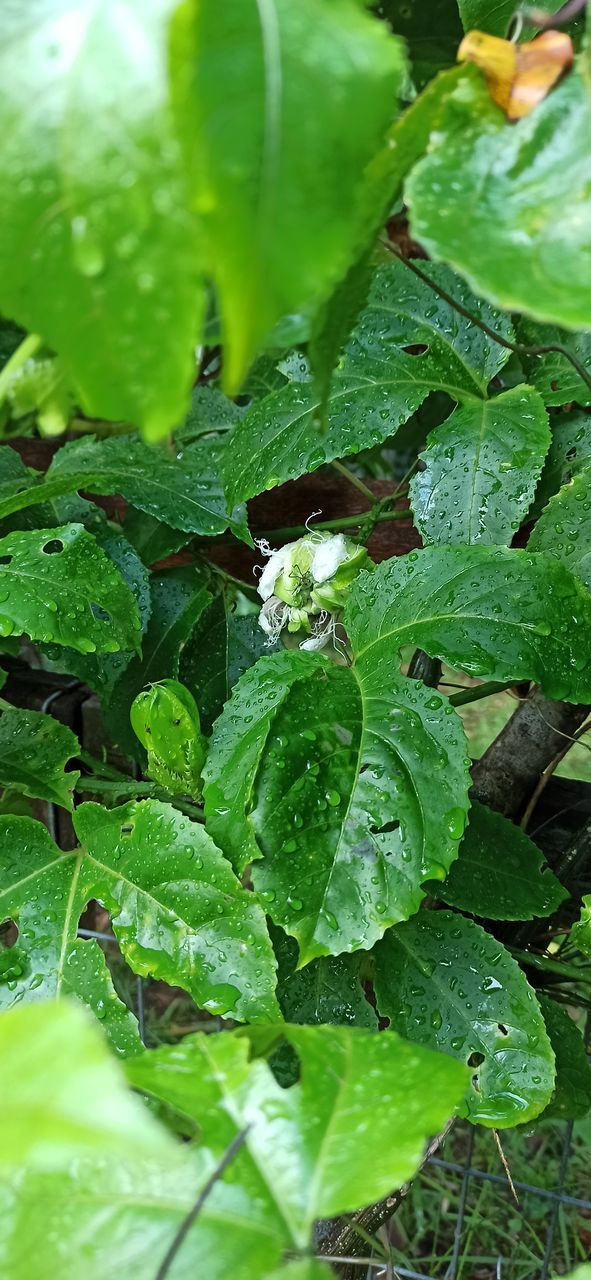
[427, 801, 568, 919]
[572, 895, 591, 958]
[0, 708, 80, 810]
[273, 927, 377, 1028]
[407, 68, 591, 330]
[0, 523, 140, 654]
[346, 544, 591, 702]
[410, 386, 550, 545]
[534, 411, 591, 514]
[127, 1023, 468, 1244]
[0, 0, 203, 439]
[374, 909, 555, 1127]
[517, 320, 591, 406]
[537, 995, 591, 1121]
[224, 259, 512, 505]
[529, 467, 591, 590]
[204, 649, 470, 964]
[180, 595, 270, 734]
[0, 433, 249, 543]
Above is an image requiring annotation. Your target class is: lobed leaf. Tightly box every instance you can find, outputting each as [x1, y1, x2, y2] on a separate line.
[374, 910, 555, 1126]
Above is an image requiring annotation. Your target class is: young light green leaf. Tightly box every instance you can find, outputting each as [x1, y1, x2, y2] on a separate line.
[0, 433, 249, 542]
[0, 708, 80, 810]
[426, 801, 568, 920]
[536, 995, 591, 1121]
[127, 1023, 468, 1246]
[204, 649, 471, 964]
[517, 320, 591, 407]
[0, 523, 141, 653]
[407, 69, 591, 330]
[346, 545, 591, 703]
[73, 800, 279, 1023]
[529, 469, 591, 590]
[224, 259, 513, 504]
[0, 0, 203, 439]
[374, 910, 555, 1127]
[0, 1001, 172, 1170]
[187, 0, 407, 389]
[410, 387, 550, 545]
[572, 895, 591, 958]
[180, 595, 270, 733]
[104, 567, 211, 758]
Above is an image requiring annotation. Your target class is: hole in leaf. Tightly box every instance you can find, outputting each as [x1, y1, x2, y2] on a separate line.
[0, 555, 12, 566]
[1, 917, 18, 946]
[550, 379, 559, 392]
[90, 602, 111, 623]
[402, 343, 429, 357]
[467, 1050, 485, 1068]
[471, 1073, 481, 1091]
[42, 538, 64, 555]
[566, 447, 577, 460]
[369, 818, 400, 835]
[120, 823, 135, 837]
[497, 1022, 508, 1035]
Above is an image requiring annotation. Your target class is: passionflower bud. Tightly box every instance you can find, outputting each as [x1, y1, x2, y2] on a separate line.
[130, 679, 207, 796]
[256, 530, 370, 651]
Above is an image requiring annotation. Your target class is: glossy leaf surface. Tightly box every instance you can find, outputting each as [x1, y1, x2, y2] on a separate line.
[346, 545, 591, 702]
[407, 69, 591, 330]
[0, 708, 80, 810]
[572, 895, 591, 958]
[273, 928, 376, 1028]
[537, 996, 591, 1121]
[205, 649, 470, 964]
[410, 387, 549, 545]
[224, 259, 512, 504]
[0, 523, 140, 653]
[518, 320, 591, 407]
[180, 595, 270, 734]
[374, 910, 555, 1126]
[427, 801, 568, 920]
[529, 469, 591, 590]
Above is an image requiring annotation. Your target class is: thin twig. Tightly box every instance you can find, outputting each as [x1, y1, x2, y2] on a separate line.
[154, 1127, 250, 1280]
[381, 240, 591, 400]
[520, 718, 591, 831]
[492, 1130, 521, 1208]
[521, 0, 587, 29]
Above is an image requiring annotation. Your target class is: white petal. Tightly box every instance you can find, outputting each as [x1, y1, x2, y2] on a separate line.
[311, 534, 348, 583]
[258, 597, 287, 636]
[257, 544, 292, 600]
[300, 632, 331, 651]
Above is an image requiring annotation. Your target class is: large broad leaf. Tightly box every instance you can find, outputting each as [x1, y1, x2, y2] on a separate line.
[346, 545, 591, 703]
[187, 0, 407, 389]
[0, 1002, 171, 1169]
[537, 995, 591, 1122]
[223, 259, 512, 505]
[0, 802, 279, 1028]
[427, 801, 568, 920]
[0, 0, 203, 439]
[410, 387, 550, 545]
[529, 469, 591, 590]
[104, 567, 211, 758]
[127, 1024, 468, 1247]
[0, 523, 140, 653]
[0, 708, 80, 810]
[180, 596, 271, 734]
[204, 649, 470, 964]
[407, 68, 591, 330]
[0, 434, 249, 542]
[374, 910, 555, 1127]
[517, 320, 591, 407]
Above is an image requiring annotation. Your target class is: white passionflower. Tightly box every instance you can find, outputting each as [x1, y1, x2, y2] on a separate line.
[255, 530, 371, 651]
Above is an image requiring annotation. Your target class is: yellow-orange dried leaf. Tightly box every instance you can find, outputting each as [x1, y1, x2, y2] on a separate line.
[458, 29, 573, 120]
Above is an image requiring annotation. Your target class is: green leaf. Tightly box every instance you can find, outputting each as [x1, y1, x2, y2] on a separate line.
[0, 433, 249, 542]
[204, 649, 470, 964]
[378, 0, 463, 87]
[410, 386, 549, 546]
[537, 995, 591, 1121]
[308, 248, 374, 420]
[122, 508, 192, 567]
[104, 567, 211, 758]
[572, 894, 591, 958]
[517, 320, 591, 407]
[529, 469, 591, 591]
[175, 384, 243, 446]
[266, 1264, 334, 1280]
[346, 545, 591, 702]
[224, 259, 513, 504]
[458, 0, 582, 37]
[0, 1001, 172, 1170]
[374, 910, 555, 1127]
[43, 529, 152, 697]
[426, 801, 568, 920]
[0, 523, 141, 653]
[127, 1023, 468, 1245]
[0, 708, 80, 810]
[534, 411, 591, 514]
[407, 69, 591, 330]
[0, 0, 203, 440]
[188, 0, 408, 389]
[180, 595, 271, 734]
[273, 926, 377, 1028]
